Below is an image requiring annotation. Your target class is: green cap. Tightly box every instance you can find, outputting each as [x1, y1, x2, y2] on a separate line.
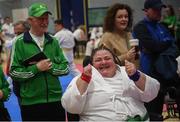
[28, 3, 52, 17]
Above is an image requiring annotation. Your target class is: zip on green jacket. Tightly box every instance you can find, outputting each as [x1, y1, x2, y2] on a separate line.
[9, 32, 69, 105]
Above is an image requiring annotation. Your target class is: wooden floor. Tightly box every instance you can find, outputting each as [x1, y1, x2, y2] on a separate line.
[74, 55, 84, 64]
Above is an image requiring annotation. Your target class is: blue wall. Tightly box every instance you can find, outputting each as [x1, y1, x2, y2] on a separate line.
[60, 0, 85, 31]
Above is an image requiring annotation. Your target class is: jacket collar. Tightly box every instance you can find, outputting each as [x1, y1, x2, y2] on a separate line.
[23, 31, 53, 43]
[144, 16, 158, 25]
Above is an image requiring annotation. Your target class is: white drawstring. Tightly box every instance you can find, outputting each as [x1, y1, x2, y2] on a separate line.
[110, 94, 128, 115]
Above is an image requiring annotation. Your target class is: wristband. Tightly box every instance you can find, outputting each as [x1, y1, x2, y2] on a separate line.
[81, 73, 91, 84]
[128, 70, 140, 82]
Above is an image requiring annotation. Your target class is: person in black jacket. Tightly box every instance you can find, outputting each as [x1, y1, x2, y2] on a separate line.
[133, 0, 180, 120]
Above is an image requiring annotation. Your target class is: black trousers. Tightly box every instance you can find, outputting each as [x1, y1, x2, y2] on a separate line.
[67, 112, 79, 121]
[0, 107, 11, 121]
[21, 101, 65, 121]
[145, 90, 165, 121]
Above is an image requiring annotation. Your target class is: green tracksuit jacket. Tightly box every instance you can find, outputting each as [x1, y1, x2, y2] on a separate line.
[9, 32, 69, 105]
[0, 66, 10, 107]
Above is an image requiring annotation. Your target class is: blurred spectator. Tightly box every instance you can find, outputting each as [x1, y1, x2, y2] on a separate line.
[161, 4, 176, 37]
[73, 25, 87, 42]
[83, 33, 96, 67]
[133, 0, 180, 120]
[5, 20, 30, 51]
[73, 25, 87, 57]
[54, 19, 80, 77]
[1, 17, 14, 42]
[83, 27, 104, 67]
[94, 27, 103, 47]
[13, 20, 30, 36]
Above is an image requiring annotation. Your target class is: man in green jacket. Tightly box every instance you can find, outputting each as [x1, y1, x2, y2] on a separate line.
[9, 2, 69, 121]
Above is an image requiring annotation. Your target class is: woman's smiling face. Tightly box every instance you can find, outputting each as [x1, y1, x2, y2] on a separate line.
[114, 9, 129, 31]
[92, 49, 117, 78]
